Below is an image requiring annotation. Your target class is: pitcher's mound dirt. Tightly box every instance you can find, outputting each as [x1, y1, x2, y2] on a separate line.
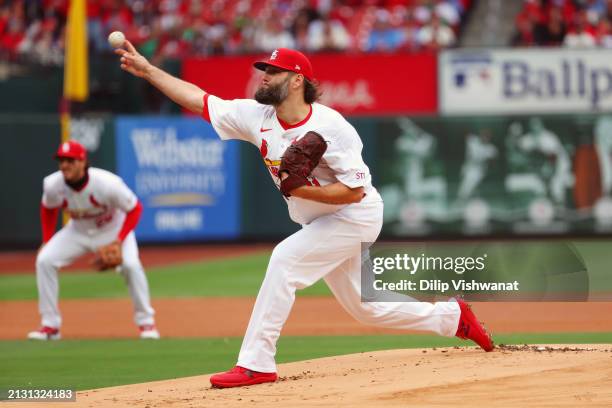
[16, 344, 612, 408]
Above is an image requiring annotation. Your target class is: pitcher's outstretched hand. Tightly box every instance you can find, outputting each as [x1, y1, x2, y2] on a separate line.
[115, 40, 150, 78]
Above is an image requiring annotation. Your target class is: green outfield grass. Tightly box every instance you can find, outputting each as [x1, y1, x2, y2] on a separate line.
[2, 240, 612, 301]
[0, 251, 332, 301]
[1, 333, 611, 391]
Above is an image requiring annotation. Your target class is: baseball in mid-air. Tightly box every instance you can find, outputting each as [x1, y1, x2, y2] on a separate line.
[107, 31, 125, 48]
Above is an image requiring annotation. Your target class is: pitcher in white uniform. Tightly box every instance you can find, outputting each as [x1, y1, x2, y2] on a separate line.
[27, 140, 159, 340]
[116, 44, 493, 387]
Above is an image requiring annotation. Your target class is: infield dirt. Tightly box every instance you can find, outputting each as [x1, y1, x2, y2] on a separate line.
[4, 345, 612, 407]
[2, 299, 612, 339]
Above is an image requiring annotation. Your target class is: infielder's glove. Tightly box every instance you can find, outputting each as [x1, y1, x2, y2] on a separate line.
[92, 240, 123, 271]
[278, 131, 328, 197]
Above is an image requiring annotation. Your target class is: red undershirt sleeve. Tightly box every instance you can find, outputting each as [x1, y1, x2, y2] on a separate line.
[40, 204, 59, 243]
[201, 93, 210, 122]
[117, 200, 143, 242]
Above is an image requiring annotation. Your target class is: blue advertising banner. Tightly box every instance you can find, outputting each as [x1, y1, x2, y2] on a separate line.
[116, 116, 240, 241]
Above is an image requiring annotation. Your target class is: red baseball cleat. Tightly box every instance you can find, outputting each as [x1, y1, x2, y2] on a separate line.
[210, 366, 278, 388]
[455, 297, 494, 352]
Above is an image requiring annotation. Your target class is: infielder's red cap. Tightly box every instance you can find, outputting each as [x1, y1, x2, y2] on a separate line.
[253, 48, 315, 81]
[55, 140, 87, 160]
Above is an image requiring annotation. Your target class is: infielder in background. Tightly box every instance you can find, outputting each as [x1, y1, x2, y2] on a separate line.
[116, 42, 493, 388]
[27, 140, 159, 340]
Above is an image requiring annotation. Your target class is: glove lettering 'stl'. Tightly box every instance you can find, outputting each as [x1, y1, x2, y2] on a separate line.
[92, 240, 123, 271]
[279, 131, 327, 197]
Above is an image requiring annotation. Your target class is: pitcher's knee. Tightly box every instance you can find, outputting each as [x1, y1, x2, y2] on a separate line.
[36, 252, 55, 271]
[268, 244, 296, 271]
[264, 248, 303, 290]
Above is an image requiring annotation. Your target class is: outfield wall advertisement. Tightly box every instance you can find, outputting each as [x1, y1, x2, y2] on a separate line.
[183, 53, 437, 115]
[440, 48, 612, 115]
[116, 117, 240, 241]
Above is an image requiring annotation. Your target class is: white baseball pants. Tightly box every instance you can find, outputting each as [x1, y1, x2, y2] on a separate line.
[35, 223, 155, 329]
[237, 201, 461, 373]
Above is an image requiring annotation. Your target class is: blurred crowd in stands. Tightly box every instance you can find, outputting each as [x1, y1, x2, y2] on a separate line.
[0, 0, 471, 66]
[513, 0, 612, 47]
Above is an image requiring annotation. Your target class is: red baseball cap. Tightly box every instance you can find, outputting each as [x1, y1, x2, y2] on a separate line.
[55, 140, 87, 160]
[253, 48, 315, 81]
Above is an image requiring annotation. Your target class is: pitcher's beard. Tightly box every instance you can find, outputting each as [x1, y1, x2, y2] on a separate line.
[255, 78, 290, 105]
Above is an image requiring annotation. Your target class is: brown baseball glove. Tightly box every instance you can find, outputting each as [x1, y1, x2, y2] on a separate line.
[278, 131, 328, 197]
[92, 240, 123, 271]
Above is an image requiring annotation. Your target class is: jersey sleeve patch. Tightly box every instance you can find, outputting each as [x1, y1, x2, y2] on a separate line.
[323, 127, 370, 189]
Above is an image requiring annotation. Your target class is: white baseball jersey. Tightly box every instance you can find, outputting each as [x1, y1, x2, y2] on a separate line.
[42, 167, 138, 234]
[205, 95, 382, 224]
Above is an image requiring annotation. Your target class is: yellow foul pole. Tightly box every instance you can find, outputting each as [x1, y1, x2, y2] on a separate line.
[62, 0, 89, 142]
